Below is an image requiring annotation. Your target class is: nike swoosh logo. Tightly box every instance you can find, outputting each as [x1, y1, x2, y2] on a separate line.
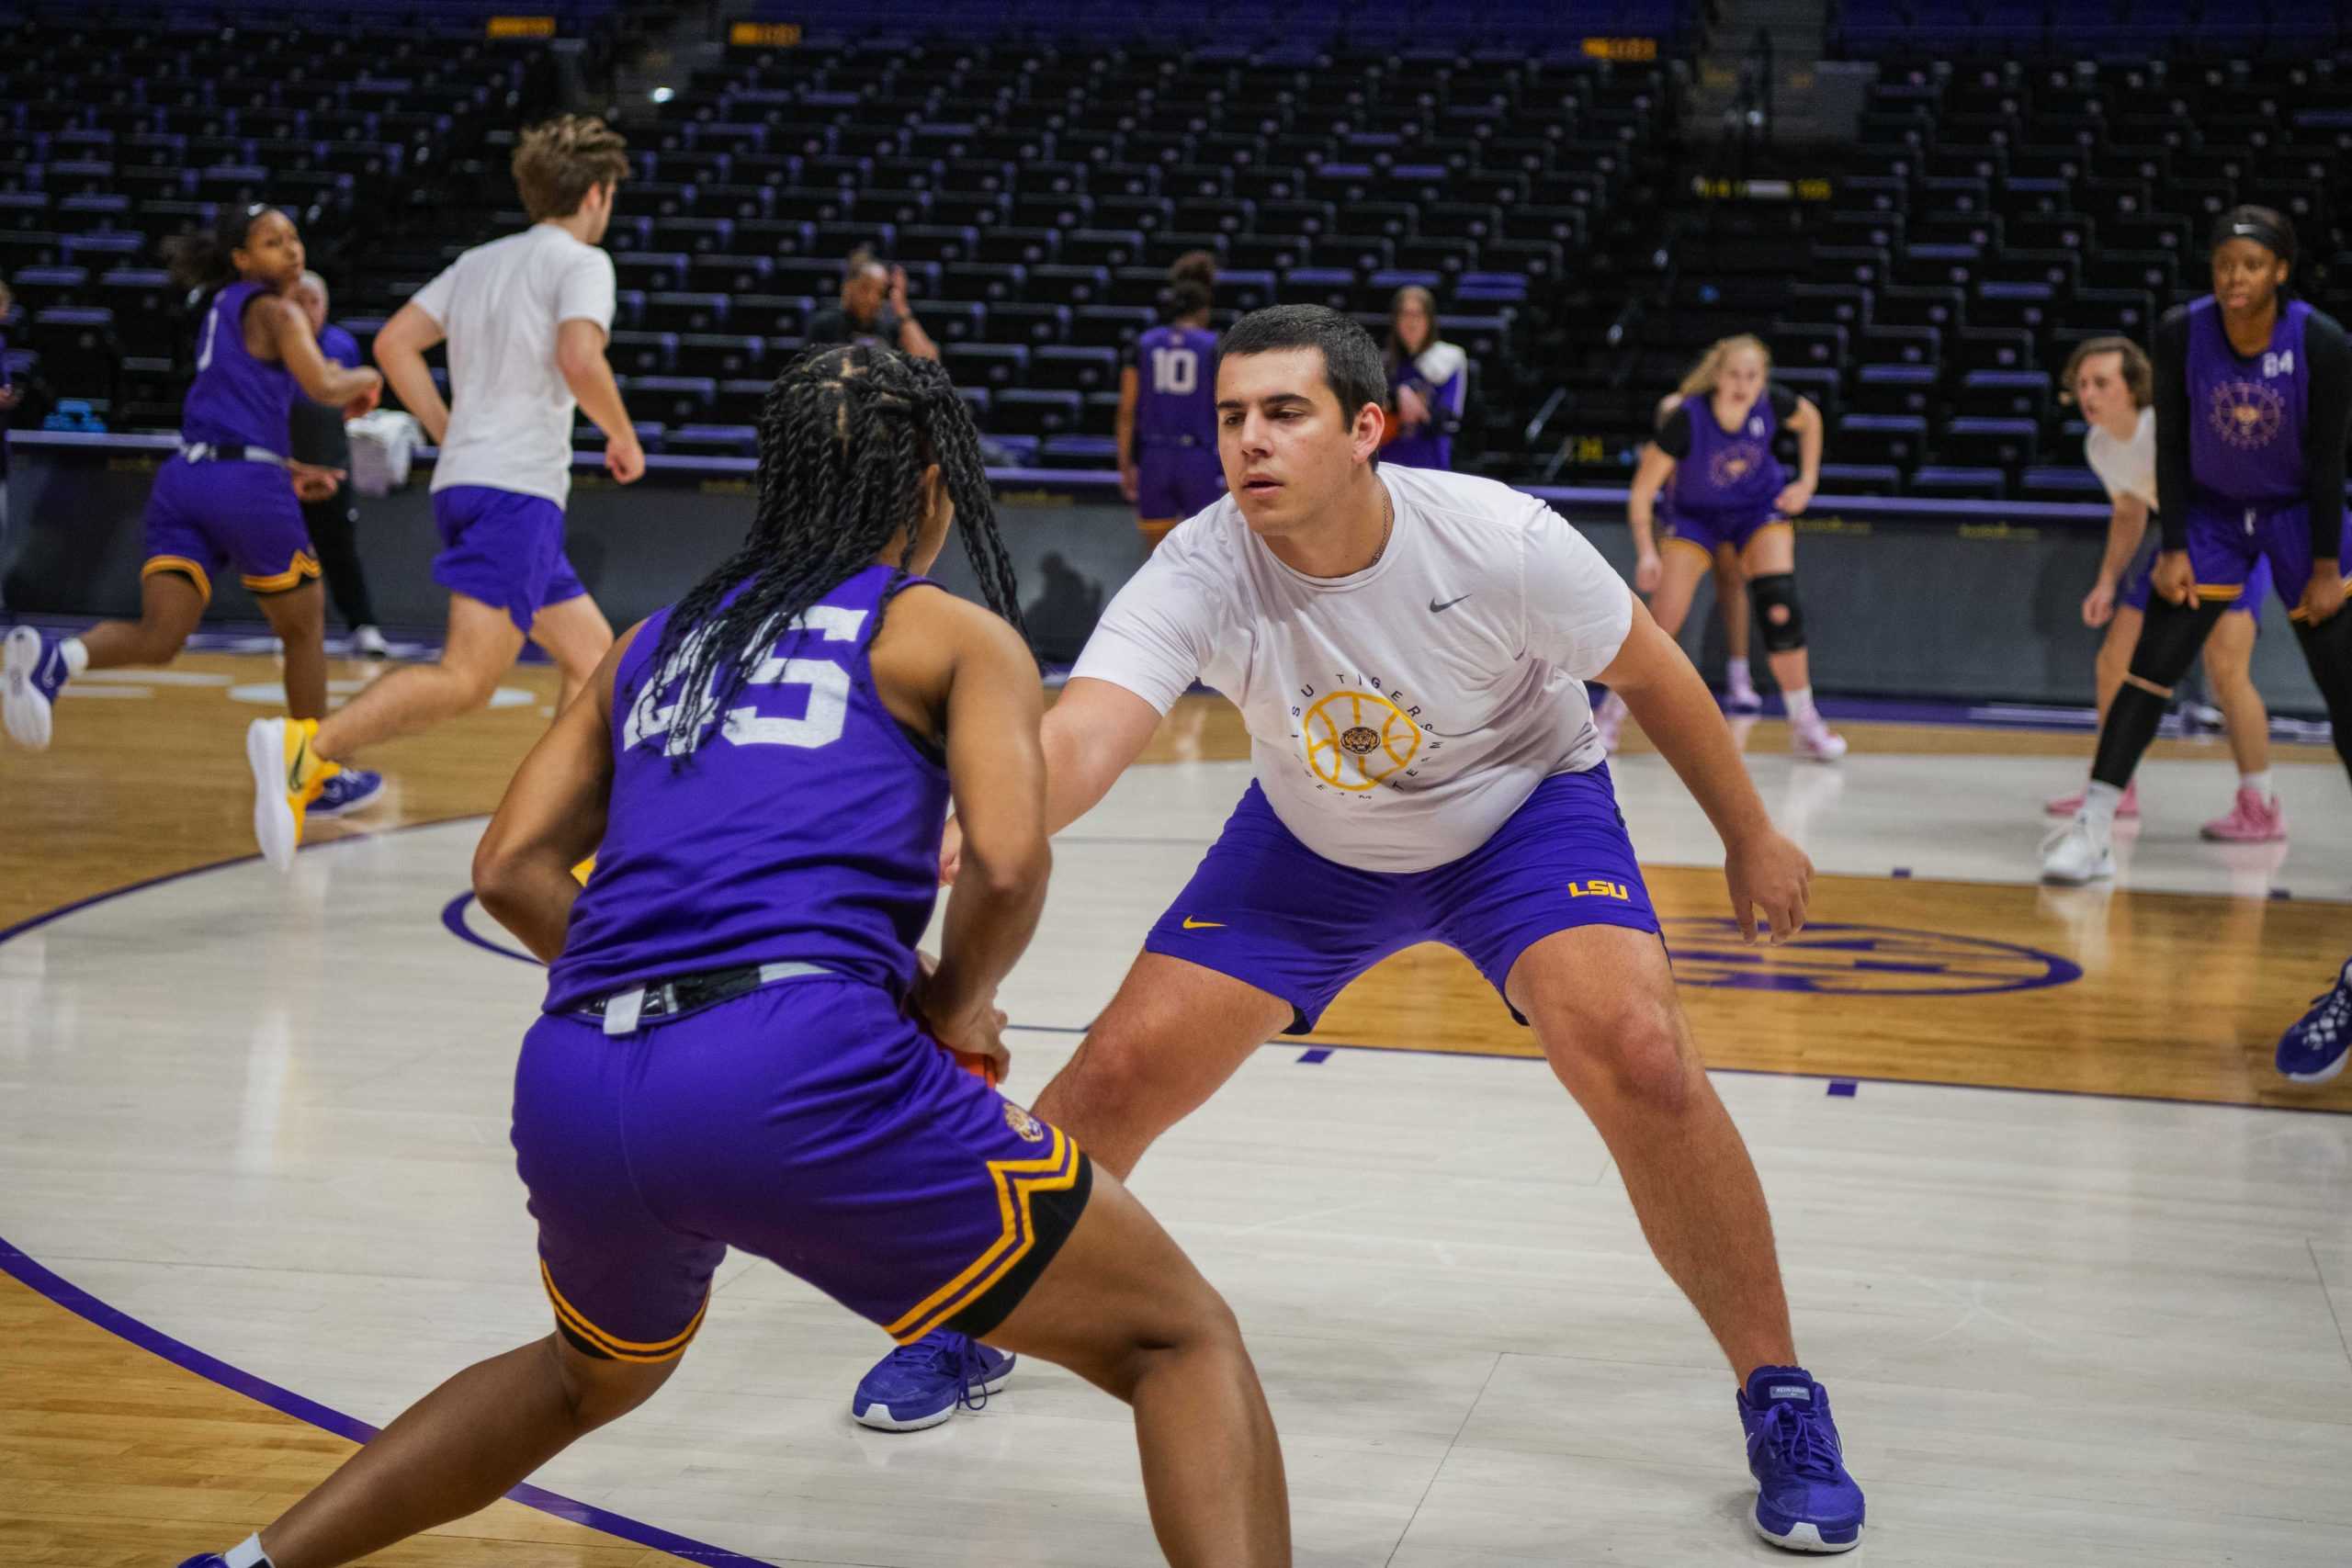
[287, 733, 308, 793]
[1181, 917, 1226, 930]
[1430, 593, 1471, 613]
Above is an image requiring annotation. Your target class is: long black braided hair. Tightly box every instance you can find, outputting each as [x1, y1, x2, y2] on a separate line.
[642, 344, 1026, 760]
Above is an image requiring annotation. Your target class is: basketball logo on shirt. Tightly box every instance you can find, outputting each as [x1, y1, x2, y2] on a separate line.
[2208, 379, 2285, 450]
[1302, 689, 1422, 791]
[1710, 442, 1766, 487]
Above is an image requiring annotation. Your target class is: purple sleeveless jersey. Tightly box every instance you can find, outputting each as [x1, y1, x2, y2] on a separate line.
[1671, 394, 1786, 522]
[182, 280, 299, 450]
[1135, 324, 1217, 450]
[2187, 296, 2311, 510]
[546, 564, 951, 1011]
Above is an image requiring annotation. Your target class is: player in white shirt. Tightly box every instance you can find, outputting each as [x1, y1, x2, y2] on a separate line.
[2044, 337, 2281, 841]
[849, 307, 1868, 1553]
[245, 116, 646, 869]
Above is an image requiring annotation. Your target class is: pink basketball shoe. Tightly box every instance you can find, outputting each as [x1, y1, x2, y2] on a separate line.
[1790, 712, 1848, 761]
[2200, 788, 2287, 843]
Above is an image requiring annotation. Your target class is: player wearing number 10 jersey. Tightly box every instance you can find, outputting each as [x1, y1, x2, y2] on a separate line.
[1117, 254, 1225, 553]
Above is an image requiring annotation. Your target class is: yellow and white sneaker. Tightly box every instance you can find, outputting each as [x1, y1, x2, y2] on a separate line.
[246, 716, 340, 874]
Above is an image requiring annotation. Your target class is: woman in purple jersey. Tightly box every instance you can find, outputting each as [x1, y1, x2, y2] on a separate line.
[1600, 333, 1845, 761]
[175, 346, 1292, 1568]
[2043, 208, 2352, 884]
[1380, 285, 1466, 471]
[1117, 251, 1225, 553]
[1, 205, 381, 762]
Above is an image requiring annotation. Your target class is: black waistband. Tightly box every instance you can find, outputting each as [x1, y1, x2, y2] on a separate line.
[577, 963, 772, 1021]
[184, 442, 277, 464]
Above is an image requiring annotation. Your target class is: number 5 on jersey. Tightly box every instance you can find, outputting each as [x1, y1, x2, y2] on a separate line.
[623, 604, 868, 755]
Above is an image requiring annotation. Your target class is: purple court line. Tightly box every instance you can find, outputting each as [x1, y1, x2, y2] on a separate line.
[442, 890, 541, 965]
[0, 821, 782, 1568]
[0, 1235, 775, 1567]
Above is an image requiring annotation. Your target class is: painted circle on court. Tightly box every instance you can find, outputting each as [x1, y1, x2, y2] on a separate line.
[1660, 918, 2081, 996]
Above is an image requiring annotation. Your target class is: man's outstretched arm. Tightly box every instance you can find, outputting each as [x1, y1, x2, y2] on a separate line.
[1596, 599, 1814, 943]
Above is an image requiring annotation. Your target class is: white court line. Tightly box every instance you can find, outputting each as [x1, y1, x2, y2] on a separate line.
[75, 669, 232, 686]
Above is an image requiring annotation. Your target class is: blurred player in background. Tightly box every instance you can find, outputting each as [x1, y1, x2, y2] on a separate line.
[1381, 284, 1467, 471]
[241, 115, 645, 873]
[3, 205, 381, 777]
[1599, 334, 1846, 761]
[1118, 251, 1223, 553]
[2043, 336, 2279, 840]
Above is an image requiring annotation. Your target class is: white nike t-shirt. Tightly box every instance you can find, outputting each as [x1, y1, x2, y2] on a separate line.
[1071, 464, 1634, 872]
[2083, 407, 2156, 508]
[411, 223, 616, 506]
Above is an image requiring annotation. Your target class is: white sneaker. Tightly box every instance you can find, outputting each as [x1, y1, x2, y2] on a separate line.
[352, 625, 391, 659]
[2040, 815, 2114, 885]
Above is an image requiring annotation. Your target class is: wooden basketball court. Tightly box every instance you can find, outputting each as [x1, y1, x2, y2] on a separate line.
[5, 654, 2350, 1566]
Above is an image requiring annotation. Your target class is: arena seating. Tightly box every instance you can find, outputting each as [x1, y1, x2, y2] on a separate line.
[0, 9, 577, 428]
[1542, 44, 2352, 494]
[1832, 1, 2344, 60]
[0, 8, 1681, 475]
[7, 4, 2352, 496]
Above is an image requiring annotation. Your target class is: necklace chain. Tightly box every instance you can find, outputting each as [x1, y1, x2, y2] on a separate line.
[1367, 486, 1395, 568]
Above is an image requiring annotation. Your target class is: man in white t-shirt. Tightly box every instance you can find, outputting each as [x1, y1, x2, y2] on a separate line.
[2042, 336, 2279, 842]
[246, 115, 645, 867]
[849, 306, 1867, 1553]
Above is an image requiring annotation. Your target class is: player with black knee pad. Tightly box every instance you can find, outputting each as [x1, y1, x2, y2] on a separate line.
[1600, 334, 1846, 760]
[2046, 337, 2282, 839]
[2043, 207, 2352, 885]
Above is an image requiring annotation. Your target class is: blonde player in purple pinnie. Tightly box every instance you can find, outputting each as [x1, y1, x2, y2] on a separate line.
[170, 346, 1292, 1568]
[1598, 333, 1847, 762]
[3, 205, 381, 798]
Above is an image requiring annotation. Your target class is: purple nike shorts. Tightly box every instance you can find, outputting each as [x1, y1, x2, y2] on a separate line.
[513, 975, 1092, 1359]
[432, 483, 588, 634]
[1143, 766, 1662, 1032]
